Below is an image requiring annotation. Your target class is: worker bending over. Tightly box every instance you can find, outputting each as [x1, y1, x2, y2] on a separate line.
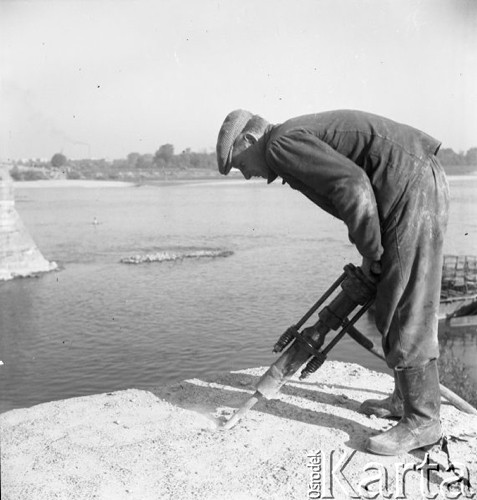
[216, 109, 449, 456]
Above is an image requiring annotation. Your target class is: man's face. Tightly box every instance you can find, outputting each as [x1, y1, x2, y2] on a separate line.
[231, 134, 268, 180]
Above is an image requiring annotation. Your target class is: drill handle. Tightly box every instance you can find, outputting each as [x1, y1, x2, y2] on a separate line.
[346, 325, 374, 351]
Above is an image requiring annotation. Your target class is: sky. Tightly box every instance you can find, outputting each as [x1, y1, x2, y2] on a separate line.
[0, 0, 476, 160]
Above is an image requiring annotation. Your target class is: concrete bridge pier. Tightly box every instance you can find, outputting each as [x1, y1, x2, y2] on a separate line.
[0, 166, 57, 281]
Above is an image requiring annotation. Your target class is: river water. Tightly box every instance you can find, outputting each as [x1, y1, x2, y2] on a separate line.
[1, 170, 476, 413]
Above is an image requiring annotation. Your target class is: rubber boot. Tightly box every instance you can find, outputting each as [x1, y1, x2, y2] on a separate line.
[359, 371, 403, 418]
[365, 359, 442, 456]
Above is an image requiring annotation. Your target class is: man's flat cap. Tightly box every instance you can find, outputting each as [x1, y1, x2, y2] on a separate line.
[216, 109, 253, 175]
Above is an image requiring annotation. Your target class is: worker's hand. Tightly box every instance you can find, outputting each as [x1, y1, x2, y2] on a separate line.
[361, 257, 382, 283]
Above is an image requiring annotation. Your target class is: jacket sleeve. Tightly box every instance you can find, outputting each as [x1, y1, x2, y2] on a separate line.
[266, 128, 383, 261]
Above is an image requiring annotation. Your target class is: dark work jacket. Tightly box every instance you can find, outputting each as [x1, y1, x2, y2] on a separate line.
[264, 109, 441, 261]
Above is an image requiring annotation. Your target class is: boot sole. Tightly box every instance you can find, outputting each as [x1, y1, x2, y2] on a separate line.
[365, 436, 442, 456]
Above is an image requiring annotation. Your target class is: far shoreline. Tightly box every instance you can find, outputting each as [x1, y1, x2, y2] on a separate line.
[13, 179, 137, 189]
[12, 172, 477, 189]
[12, 174, 247, 189]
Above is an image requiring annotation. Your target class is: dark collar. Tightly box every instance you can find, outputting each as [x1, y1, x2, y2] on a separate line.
[263, 125, 279, 184]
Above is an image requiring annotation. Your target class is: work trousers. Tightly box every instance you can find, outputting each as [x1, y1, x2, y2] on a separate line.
[374, 156, 450, 369]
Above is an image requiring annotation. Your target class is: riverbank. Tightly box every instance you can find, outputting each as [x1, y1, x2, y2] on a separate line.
[12, 176, 246, 189]
[13, 172, 245, 189]
[1, 361, 476, 499]
[10, 170, 476, 190]
[13, 179, 137, 189]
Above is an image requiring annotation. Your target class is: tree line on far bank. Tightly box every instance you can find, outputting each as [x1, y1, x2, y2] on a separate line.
[10, 144, 219, 182]
[9, 144, 477, 182]
[437, 147, 477, 166]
